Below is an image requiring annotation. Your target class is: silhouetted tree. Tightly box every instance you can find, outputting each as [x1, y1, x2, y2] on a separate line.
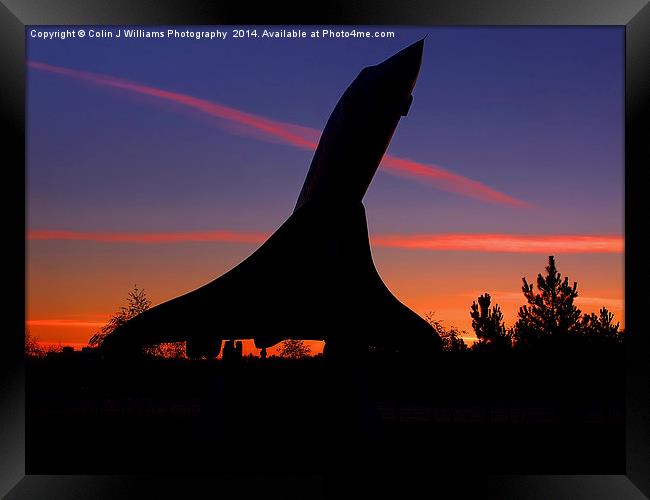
[44, 344, 63, 356]
[512, 256, 582, 348]
[445, 326, 469, 352]
[88, 285, 152, 347]
[425, 312, 468, 352]
[278, 339, 311, 359]
[25, 329, 44, 358]
[143, 341, 187, 359]
[470, 293, 511, 351]
[580, 307, 624, 345]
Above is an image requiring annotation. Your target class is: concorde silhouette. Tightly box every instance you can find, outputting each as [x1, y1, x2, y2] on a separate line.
[101, 39, 442, 359]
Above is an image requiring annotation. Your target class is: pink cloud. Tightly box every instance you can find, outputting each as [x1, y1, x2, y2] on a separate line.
[28, 229, 623, 254]
[28, 229, 268, 244]
[380, 157, 530, 208]
[28, 60, 529, 208]
[371, 233, 623, 254]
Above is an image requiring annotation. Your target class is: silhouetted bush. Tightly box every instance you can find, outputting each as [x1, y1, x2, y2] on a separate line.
[425, 312, 468, 352]
[277, 339, 311, 359]
[25, 329, 44, 358]
[143, 341, 188, 359]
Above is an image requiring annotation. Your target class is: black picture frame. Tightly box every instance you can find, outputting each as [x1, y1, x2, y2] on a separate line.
[2, 1, 648, 498]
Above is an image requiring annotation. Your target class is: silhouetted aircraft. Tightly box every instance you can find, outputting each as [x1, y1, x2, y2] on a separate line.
[101, 39, 442, 359]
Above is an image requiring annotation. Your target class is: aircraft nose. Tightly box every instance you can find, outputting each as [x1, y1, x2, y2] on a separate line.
[373, 37, 425, 94]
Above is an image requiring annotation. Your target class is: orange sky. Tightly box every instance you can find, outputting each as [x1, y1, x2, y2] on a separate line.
[26, 238, 624, 354]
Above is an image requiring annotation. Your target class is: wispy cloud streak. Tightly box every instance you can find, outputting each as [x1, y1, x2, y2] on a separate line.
[28, 61, 529, 208]
[381, 157, 528, 207]
[28, 229, 623, 254]
[29, 229, 268, 244]
[27, 61, 319, 150]
[372, 233, 623, 254]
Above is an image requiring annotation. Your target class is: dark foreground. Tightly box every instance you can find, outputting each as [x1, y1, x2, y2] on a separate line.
[27, 348, 625, 480]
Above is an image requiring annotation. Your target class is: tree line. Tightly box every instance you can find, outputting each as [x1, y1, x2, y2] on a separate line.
[24, 255, 625, 358]
[428, 255, 624, 352]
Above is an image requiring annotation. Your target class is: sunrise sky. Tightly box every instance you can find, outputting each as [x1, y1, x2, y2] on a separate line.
[26, 26, 624, 354]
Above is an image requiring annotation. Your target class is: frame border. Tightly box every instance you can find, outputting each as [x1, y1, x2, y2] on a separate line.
[2, 1, 648, 498]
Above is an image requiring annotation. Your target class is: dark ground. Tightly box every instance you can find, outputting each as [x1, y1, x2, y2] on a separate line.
[26, 348, 625, 480]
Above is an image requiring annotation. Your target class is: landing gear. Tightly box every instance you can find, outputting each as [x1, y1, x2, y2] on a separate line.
[186, 336, 222, 359]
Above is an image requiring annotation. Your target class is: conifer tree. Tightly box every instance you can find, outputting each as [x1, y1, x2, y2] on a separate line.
[470, 293, 511, 350]
[580, 307, 623, 345]
[513, 256, 582, 348]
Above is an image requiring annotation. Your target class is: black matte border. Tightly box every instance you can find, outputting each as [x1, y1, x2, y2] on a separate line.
[0, 0, 26, 498]
[2, 1, 649, 499]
